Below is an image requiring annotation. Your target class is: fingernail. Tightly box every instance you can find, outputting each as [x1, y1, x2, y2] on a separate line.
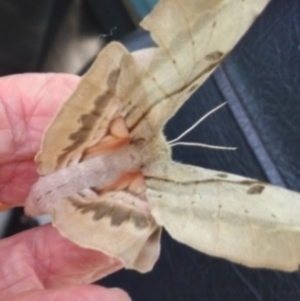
[110, 288, 132, 301]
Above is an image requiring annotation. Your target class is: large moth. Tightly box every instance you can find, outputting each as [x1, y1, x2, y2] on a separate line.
[25, 0, 300, 274]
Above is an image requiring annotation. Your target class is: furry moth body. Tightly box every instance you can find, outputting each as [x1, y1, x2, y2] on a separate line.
[27, 145, 142, 215]
[25, 0, 300, 274]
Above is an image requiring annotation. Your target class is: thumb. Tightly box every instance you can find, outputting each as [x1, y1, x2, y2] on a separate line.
[7, 285, 131, 301]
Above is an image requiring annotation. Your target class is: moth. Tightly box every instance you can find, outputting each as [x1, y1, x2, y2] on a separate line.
[25, 0, 300, 274]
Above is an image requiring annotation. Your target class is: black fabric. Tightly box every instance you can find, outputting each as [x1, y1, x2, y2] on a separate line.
[3, 208, 38, 237]
[0, 0, 55, 74]
[85, 0, 136, 41]
[1, 0, 300, 300]
[216, 0, 300, 191]
[0, 0, 134, 76]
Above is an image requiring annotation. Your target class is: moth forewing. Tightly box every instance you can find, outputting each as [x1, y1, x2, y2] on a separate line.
[36, 42, 129, 175]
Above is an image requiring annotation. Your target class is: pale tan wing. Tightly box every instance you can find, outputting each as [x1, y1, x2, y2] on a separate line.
[37, 42, 129, 175]
[116, 0, 271, 140]
[144, 160, 300, 272]
[36, 0, 271, 172]
[52, 188, 161, 272]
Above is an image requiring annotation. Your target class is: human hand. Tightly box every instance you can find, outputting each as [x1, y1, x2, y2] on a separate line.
[0, 74, 130, 301]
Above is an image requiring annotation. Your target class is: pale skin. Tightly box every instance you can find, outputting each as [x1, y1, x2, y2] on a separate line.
[0, 74, 131, 301]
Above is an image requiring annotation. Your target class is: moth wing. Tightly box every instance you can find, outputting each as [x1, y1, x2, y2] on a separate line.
[116, 0, 271, 140]
[36, 0, 271, 171]
[36, 0, 271, 167]
[52, 189, 161, 272]
[37, 42, 129, 175]
[145, 160, 300, 272]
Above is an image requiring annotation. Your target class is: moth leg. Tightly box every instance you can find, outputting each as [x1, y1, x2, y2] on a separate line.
[81, 115, 148, 200]
[96, 171, 146, 200]
[83, 116, 131, 158]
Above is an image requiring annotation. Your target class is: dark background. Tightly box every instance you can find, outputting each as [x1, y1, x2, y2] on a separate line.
[1, 0, 300, 300]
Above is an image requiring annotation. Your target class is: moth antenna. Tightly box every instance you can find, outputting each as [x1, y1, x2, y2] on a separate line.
[168, 102, 227, 144]
[168, 102, 236, 151]
[169, 141, 237, 150]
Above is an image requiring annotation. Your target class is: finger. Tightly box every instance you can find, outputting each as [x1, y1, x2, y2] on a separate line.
[0, 73, 80, 163]
[0, 159, 37, 208]
[0, 224, 123, 299]
[8, 285, 131, 301]
[0, 73, 80, 207]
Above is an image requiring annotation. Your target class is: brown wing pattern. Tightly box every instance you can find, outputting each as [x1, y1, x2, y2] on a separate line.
[53, 188, 161, 272]
[37, 42, 129, 175]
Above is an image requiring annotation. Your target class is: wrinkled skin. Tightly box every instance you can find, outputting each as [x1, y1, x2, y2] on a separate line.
[0, 74, 130, 301]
